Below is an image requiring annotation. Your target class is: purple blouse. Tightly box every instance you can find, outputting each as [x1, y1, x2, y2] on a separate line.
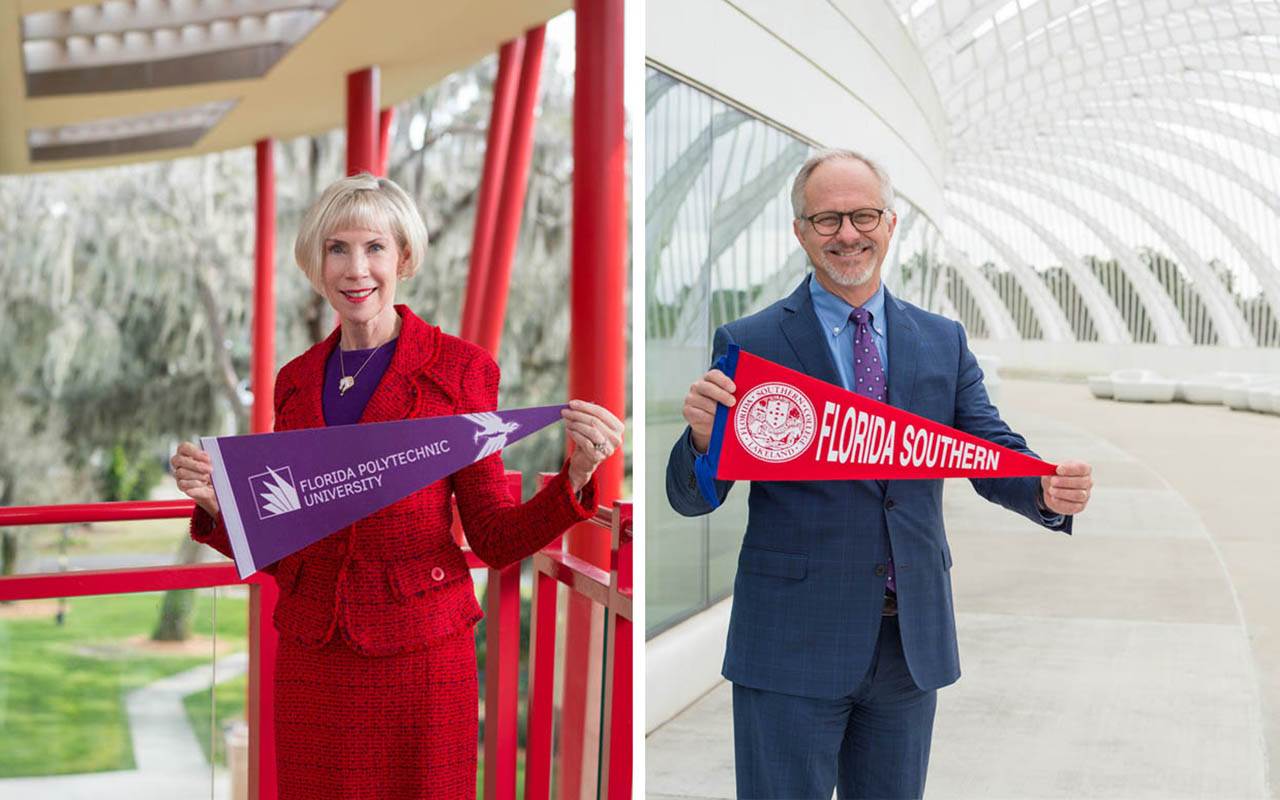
[322, 337, 399, 426]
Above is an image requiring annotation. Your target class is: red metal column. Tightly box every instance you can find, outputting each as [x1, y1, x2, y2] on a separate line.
[483, 474, 523, 800]
[251, 139, 275, 435]
[561, 0, 627, 796]
[523, 569, 558, 799]
[570, 0, 625, 564]
[522, 472, 562, 800]
[249, 579, 279, 800]
[484, 562, 521, 800]
[250, 137, 279, 800]
[346, 68, 379, 176]
[377, 107, 395, 177]
[474, 26, 546, 356]
[460, 38, 525, 343]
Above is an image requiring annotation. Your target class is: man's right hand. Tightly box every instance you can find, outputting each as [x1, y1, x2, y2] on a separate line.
[682, 369, 737, 454]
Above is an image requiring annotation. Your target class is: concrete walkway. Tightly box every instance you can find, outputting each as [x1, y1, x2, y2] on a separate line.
[1, 652, 248, 799]
[647, 378, 1277, 799]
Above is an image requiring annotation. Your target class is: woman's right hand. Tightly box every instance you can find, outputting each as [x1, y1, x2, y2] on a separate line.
[171, 442, 219, 517]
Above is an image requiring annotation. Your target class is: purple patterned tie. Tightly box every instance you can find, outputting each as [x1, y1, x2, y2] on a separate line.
[850, 308, 894, 594]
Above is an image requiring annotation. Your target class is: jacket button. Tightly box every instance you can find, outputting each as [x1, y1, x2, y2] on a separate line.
[884, 498, 896, 510]
[874, 564, 886, 576]
[431, 566, 445, 581]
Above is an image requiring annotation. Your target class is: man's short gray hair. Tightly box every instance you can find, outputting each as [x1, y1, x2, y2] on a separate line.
[790, 149, 895, 219]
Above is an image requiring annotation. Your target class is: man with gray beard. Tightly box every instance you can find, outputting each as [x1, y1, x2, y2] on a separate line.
[665, 149, 1093, 799]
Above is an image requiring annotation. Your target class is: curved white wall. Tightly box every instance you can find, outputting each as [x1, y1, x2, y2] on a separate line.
[646, 0, 947, 225]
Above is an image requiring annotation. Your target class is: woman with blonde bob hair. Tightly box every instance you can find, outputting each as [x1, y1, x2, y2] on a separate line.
[170, 173, 623, 799]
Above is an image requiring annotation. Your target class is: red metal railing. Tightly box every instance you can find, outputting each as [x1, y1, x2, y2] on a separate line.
[0, 478, 632, 800]
[524, 501, 632, 800]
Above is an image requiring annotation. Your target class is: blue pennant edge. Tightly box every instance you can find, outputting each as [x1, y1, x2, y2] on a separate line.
[692, 344, 740, 509]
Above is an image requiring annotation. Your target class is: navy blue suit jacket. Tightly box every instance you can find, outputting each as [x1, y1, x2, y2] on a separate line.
[666, 275, 1071, 697]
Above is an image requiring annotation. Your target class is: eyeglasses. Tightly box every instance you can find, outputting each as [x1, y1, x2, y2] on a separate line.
[803, 208, 892, 236]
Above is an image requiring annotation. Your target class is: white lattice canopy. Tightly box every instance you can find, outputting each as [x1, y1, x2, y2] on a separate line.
[892, 0, 1280, 347]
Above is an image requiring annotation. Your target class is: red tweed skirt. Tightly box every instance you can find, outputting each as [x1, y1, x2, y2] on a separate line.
[274, 629, 478, 800]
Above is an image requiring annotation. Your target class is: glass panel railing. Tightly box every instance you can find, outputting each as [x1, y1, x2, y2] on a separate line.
[0, 588, 246, 798]
[197, 585, 250, 800]
[2, 518, 225, 577]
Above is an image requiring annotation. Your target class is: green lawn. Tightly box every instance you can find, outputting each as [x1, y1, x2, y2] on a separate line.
[3, 553, 552, 785]
[0, 591, 247, 778]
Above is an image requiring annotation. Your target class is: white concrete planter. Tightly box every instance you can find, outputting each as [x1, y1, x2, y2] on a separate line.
[1110, 369, 1178, 403]
[1223, 383, 1254, 410]
[1178, 378, 1223, 404]
[1225, 375, 1280, 411]
[1246, 384, 1280, 415]
[1178, 372, 1253, 405]
[1087, 375, 1113, 399]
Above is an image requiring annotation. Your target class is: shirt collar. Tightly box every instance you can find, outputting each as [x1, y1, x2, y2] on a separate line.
[809, 273, 886, 336]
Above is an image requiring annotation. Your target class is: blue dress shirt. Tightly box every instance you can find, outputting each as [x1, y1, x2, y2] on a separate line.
[809, 274, 887, 393]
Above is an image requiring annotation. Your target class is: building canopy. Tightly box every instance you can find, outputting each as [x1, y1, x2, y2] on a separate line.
[1, 0, 568, 174]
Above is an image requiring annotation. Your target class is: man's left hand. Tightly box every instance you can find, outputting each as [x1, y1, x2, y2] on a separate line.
[1040, 461, 1092, 516]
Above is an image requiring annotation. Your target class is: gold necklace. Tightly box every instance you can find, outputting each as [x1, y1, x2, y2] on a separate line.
[337, 340, 388, 396]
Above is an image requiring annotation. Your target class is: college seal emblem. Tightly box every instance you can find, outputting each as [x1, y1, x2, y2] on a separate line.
[734, 382, 816, 462]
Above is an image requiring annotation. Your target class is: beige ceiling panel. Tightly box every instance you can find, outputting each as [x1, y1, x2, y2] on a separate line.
[1, 0, 571, 174]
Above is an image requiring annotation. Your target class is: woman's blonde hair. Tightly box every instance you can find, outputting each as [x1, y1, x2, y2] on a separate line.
[294, 173, 429, 291]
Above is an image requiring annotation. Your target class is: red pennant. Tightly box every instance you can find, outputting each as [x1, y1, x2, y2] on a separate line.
[708, 347, 1055, 482]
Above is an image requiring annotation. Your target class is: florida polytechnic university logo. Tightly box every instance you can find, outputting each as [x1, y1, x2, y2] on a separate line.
[249, 465, 302, 520]
[463, 412, 522, 459]
[735, 382, 816, 462]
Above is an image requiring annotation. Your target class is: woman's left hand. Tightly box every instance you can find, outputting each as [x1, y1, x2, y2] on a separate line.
[562, 399, 625, 492]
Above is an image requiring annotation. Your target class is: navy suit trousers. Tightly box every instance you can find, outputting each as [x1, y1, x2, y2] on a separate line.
[733, 616, 936, 800]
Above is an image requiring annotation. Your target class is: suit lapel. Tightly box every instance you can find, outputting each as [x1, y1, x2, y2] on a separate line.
[885, 288, 919, 412]
[358, 305, 437, 424]
[356, 368, 416, 424]
[287, 328, 338, 430]
[779, 275, 841, 386]
[285, 305, 438, 429]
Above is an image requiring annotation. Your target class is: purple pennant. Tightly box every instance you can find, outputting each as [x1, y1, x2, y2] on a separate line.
[201, 404, 566, 578]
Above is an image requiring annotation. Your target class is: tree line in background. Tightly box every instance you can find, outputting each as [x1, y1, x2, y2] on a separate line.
[0, 42, 601, 635]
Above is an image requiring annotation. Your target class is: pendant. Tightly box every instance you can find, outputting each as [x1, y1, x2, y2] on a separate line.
[338, 376, 355, 396]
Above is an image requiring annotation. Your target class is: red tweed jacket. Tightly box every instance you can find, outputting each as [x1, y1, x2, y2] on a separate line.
[190, 305, 596, 656]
